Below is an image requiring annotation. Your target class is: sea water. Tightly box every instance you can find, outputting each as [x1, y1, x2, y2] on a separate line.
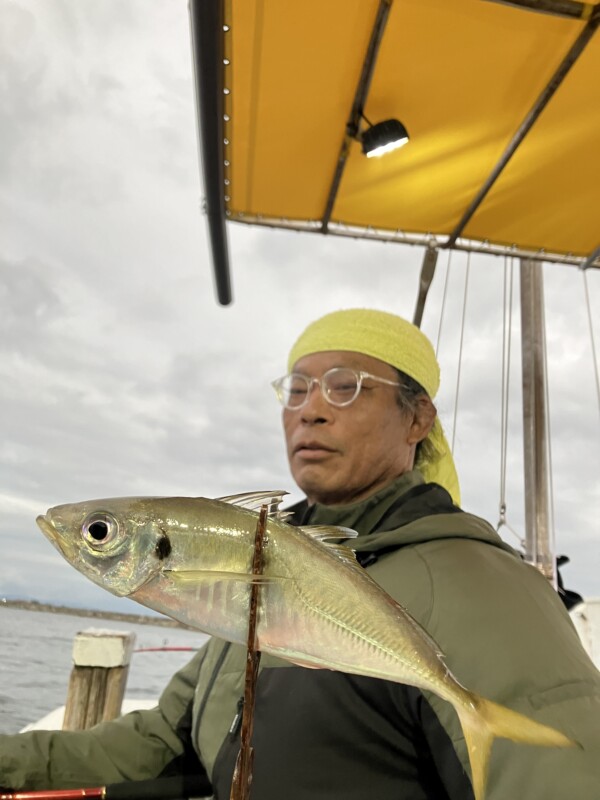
[0, 606, 209, 734]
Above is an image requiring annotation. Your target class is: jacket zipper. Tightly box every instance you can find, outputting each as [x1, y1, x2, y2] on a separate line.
[228, 696, 244, 738]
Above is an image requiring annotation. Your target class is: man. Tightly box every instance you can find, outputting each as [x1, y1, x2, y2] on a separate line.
[1, 308, 599, 798]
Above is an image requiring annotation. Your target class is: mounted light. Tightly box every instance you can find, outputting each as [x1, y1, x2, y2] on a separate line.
[361, 118, 409, 158]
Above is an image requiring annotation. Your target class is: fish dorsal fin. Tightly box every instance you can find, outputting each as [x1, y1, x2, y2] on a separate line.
[299, 525, 359, 543]
[215, 490, 289, 516]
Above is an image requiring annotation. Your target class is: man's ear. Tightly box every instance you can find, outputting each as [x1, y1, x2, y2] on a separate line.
[408, 396, 436, 444]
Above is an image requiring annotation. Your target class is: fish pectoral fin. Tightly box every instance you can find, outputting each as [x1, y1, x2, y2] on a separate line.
[214, 490, 289, 516]
[165, 569, 285, 586]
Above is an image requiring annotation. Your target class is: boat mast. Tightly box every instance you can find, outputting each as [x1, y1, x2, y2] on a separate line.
[520, 259, 555, 586]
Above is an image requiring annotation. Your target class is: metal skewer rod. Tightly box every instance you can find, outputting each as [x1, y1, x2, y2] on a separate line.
[1, 792, 106, 800]
[1, 773, 212, 800]
[229, 504, 269, 800]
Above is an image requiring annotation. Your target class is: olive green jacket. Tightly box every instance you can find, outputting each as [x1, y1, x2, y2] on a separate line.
[1, 471, 599, 797]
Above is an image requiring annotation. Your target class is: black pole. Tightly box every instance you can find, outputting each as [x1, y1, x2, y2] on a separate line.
[107, 775, 212, 800]
[189, 0, 232, 305]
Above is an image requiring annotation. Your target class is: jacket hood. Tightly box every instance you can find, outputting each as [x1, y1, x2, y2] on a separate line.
[291, 470, 518, 559]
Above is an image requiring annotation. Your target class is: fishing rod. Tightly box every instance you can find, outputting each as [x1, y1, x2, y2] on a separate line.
[1, 774, 212, 800]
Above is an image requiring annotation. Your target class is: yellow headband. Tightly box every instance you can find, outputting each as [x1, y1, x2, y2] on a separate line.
[288, 309, 461, 505]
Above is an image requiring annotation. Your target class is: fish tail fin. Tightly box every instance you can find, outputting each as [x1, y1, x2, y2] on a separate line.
[455, 692, 577, 800]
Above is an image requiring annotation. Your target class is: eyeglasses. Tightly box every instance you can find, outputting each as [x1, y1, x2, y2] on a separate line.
[271, 367, 401, 410]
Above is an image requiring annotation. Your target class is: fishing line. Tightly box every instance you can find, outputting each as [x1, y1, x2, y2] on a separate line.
[582, 269, 600, 424]
[497, 256, 523, 547]
[435, 249, 452, 358]
[451, 251, 470, 453]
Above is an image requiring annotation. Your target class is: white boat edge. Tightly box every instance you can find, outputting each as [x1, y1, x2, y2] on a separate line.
[21, 698, 158, 733]
[569, 598, 600, 671]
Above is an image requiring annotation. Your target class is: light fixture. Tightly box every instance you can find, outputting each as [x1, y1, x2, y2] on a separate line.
[361, 117, 409, 158]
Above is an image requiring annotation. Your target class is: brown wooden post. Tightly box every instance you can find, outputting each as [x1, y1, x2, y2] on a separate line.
[62, 629, 136, 730]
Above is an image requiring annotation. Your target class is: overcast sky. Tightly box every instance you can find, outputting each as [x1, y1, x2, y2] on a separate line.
[1, 0, 598, 615]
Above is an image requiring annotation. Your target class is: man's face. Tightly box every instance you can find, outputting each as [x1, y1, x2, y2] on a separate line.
[283, 350, 424, 506]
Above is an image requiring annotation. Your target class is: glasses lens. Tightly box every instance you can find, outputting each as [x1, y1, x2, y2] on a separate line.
[323, 368, 360, 406]
[278, 374, 310, 408]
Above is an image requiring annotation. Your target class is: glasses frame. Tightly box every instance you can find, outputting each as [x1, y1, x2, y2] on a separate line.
[271, 367, 401, 410]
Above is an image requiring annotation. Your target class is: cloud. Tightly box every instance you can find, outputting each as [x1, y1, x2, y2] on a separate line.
[0, 0, 597, 614]
[0, 256, 65, 344]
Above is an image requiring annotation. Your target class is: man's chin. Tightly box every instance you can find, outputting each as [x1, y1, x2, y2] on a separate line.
[294, 473, 354, 507]
[293, 464, 333, 498]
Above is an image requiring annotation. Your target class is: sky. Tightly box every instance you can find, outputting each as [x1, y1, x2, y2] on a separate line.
[1, 0, 598, 615]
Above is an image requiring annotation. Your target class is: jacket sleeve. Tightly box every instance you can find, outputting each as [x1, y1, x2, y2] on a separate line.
[0, 646, 207, 790]
[415, 540, 600, 799]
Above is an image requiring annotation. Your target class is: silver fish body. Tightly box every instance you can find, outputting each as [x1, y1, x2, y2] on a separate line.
[36, 490, 576, 800]
[37, 493, 445, 688]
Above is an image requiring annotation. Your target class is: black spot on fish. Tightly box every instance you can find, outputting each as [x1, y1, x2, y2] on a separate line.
[155, 533, 172, 560]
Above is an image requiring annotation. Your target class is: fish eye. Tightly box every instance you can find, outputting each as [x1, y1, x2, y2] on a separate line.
[82, 512, 119, 549]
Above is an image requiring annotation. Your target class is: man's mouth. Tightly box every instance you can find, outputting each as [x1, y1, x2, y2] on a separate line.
[293, 442, 337, 459]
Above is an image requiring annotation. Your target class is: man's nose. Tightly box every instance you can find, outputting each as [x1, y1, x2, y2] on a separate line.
[300, 380, 331, 421]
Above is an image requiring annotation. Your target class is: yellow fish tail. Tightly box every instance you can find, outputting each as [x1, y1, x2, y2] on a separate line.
[456, 692, 578, 800]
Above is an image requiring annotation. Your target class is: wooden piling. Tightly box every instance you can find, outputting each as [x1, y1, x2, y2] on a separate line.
[62, 629, 136, 731]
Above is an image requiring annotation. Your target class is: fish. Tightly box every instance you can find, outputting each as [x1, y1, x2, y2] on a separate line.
[36, 489, 576, 800]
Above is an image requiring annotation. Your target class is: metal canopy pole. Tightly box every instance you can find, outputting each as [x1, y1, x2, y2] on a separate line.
[582, 243, 600, 270]
[189, 0, 232, 306]
[485, 0, 596, 19]
[520, 259, 555, 585]
[413, 246, 438, 328]
[321, 0, 393, 232]
[445, 5, 600, 249]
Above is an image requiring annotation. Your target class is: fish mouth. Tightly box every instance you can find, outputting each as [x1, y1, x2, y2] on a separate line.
[36, 513, 67, 557]
[36, 514, 56, 541]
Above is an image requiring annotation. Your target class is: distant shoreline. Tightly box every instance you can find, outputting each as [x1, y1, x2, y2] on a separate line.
[1, 598, 189, 628]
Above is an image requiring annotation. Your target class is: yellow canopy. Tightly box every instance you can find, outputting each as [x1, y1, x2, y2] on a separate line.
[190, 0, 600, 302]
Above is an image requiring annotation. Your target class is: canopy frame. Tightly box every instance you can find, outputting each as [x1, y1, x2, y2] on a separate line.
[446, 1, 600, 249]
[321, 0, 393, 234]
[190, 0, 600, 306]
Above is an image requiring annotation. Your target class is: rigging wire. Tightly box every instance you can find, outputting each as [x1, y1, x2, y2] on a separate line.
[582, 269, 600, 423]
[498, 255, 511, 524]
[496, 256, 524, 547]
[435, 250, 452, 358]
[451, 251, 470, 452]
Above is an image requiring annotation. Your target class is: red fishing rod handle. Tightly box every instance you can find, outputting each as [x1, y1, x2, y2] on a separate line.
[1, 773, 212, 800]
[1, 790, 104, 800]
